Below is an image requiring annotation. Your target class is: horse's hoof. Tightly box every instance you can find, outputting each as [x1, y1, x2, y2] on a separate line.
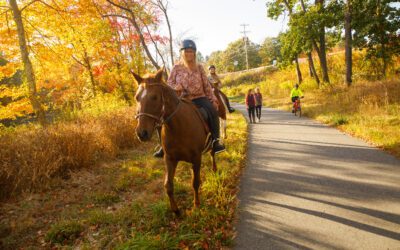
[173, 209, 181, 217]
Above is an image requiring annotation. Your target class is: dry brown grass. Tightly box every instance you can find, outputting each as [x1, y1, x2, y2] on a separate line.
[0, 108, 138, 201]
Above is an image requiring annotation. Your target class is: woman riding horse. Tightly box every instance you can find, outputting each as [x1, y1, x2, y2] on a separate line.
[133, 66, 222, 215]
[153, 39, 225, 157]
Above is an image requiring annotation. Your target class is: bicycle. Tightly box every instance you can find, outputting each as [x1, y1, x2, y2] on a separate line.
[292, 96, 304, 117]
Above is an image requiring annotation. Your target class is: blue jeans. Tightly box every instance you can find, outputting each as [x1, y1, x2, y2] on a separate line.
[192, 97, 220, 139]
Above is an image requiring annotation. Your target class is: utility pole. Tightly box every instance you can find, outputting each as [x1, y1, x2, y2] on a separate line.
[240, 24, 250, 70]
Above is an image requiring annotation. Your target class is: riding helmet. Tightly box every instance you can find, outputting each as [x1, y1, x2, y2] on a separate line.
[180, 39, 197, 51]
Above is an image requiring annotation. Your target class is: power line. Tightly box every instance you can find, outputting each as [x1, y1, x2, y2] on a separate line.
[240, 24, 250, 70]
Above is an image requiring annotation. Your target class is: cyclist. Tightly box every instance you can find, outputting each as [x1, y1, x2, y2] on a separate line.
[290, 84, 304, 113]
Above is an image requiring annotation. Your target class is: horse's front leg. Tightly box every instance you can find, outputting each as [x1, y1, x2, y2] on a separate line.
[211, 151, 217, 172]
[164, 157, 179, 216]
[223, 119, 227, 139]
[192, 157, 202, 208]
[219, 118, 227, 140]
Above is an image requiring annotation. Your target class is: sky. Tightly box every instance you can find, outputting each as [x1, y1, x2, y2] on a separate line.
[166, 0, 287, 57]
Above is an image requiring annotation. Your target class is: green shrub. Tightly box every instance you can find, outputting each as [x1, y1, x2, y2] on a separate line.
[45, 221, 84, 244]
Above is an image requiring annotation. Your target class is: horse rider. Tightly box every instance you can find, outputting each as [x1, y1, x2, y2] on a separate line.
[207, 65, 235, 113]
[153, 39, 226, 158]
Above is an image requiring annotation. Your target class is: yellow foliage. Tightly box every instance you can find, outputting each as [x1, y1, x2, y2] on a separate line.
[0, 85, 26, 99]
[0, 97, 32, 120]
[0, 62, 18, 79]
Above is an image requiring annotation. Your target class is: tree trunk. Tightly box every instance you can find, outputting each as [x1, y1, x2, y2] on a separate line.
[156, 0, 174, 67]
[315, 0, 330, 84]
[165, 12, 174, 67]
[345, 0, 352, 86]
[307, 52, 320, 87]
[300, 0, 323, 83]
[83, 51, 96, 96]
[308, 61, 314, 77]
[9, 0, 47, 126]
[377, 0, 387, 78]
[295, 56, 303, 84]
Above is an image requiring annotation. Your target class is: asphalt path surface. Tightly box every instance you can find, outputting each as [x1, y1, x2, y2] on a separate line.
[233, 105, 400, 250]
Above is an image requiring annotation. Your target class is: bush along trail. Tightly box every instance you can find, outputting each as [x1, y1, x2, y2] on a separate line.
[0, 110, 247, 249]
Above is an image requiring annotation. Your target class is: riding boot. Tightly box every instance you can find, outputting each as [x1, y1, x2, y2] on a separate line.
[212, 139, 226, 154]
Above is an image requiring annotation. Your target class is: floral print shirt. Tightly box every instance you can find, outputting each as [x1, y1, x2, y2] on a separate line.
[167, 63, 218, 108]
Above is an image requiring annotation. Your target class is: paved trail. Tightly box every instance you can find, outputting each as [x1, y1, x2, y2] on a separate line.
[233, 105, 400, 250]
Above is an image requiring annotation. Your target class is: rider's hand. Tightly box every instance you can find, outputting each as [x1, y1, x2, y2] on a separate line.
[212, 100, 219, 111]
[180, 90, 189, 99]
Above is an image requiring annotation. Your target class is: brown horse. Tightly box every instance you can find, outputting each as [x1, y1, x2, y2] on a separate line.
[214, 88, 228, 140]
[132, 68, 217, 215]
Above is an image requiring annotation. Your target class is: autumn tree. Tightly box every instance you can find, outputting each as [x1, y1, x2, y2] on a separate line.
[4, 0, 47, 125]
[207, 38, 262, 72]
[258, 37, 281, 65]
[0, 0, 152, 123]
[267, 0, 303, 84]
[101, 0, 168, 70]
[352, 0, 400, 78]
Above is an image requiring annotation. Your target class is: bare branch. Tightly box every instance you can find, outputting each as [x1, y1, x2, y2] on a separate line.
[0, 8, 11, 15]
[71, 54, 86, 67]
[37, 0, 66, 13]
[102, 13, 130, 20]
[106, 0, 132, 13]
[139, 14, 166, 66]
[20, 0, 40, 12]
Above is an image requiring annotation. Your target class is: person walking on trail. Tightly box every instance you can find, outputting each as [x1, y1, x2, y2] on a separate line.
[245, 89, 256, 124]
[153, 39, 226, 158]
[254, 87, 263, 122]
[207, 65, 235, 113]
[290, 83, 304, 113]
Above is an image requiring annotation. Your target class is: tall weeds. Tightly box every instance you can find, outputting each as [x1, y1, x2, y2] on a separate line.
[0, 108, 138, 200]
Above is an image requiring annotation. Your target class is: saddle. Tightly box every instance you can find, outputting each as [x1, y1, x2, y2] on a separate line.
[181, 98, 213, 153]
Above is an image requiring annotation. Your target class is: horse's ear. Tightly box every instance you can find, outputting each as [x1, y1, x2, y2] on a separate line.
[155, 66, 165, 83]
[130, 70, 143, 85]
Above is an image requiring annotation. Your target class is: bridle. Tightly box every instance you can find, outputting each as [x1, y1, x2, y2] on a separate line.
[135, 83, 181, 128]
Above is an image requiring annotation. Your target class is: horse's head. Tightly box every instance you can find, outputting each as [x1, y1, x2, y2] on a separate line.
[132, 67, 166, 142]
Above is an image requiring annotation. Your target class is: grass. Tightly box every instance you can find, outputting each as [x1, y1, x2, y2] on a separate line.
[0, 111, 248, 249]
[45, 221, 84, 244]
